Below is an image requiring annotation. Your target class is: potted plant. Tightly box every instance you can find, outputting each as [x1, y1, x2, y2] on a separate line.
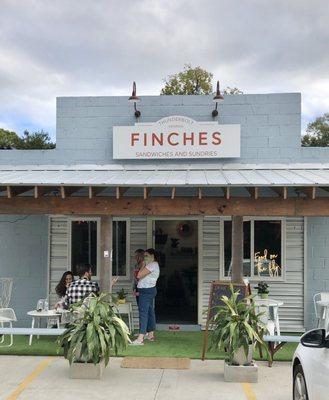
[210, 285, 268, 382]
[117, 288, 127, 304]
[57, 293, 130, 379]
[255, 281, 269, 299]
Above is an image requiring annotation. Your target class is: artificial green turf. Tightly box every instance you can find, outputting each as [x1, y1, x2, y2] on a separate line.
[0, 331, 298, 362]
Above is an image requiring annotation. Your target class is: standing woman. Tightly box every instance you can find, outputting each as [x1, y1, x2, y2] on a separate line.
[132, 248, 159, 345]
[133, 249, 145, 306]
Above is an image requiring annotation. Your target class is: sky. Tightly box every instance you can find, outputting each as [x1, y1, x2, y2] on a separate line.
[0, 0, 328, 140]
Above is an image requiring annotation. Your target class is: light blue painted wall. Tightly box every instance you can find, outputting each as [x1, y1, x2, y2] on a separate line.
[0, 215, 48, 327]
[306, 217, 329, 330]
[1, 92, 329, 165]
[1, 93, 329, 331]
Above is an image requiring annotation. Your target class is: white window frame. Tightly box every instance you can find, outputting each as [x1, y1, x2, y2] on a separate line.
[112, 217, 131, 280]
[219, 216, 286, 282]
[68, 216, 101, 280]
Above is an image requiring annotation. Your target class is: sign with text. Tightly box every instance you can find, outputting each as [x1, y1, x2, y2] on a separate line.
[113, 116, 240, 159]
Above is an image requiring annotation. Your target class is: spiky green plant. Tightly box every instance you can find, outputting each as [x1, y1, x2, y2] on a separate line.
[254, 281, 269, 295]
[117, 288, 127, 300]
[57, 293, 131, 366]
[209, 285, 269, 364]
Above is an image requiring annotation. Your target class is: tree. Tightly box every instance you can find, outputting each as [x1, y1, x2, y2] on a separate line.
[0, 128, 55, 149]
[224, 87, 244, 95]
[18, 130, 55, 149]
[0, 128, 21, 149]
[302, 113, 329, 147]
[161, 64, 213, 95]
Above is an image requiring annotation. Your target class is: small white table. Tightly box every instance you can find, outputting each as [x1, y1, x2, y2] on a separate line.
[254, 298, 284, 335]
[316, 300, 329, 329]
[116, 302, 133, 332]
[27, 310, 61, 345]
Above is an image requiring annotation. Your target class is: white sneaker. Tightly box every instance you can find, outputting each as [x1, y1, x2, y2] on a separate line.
[130, 339, 144, 346]
[144, 333, 155, 342]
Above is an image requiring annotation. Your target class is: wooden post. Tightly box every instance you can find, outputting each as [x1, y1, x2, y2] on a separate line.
[231, 215, 244, 284]
[99, 215, 113, 293]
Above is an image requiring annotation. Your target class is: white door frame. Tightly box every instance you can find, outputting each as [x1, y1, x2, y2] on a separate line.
[147, 216, 203, 325]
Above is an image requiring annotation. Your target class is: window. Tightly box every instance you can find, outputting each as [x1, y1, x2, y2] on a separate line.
[254, 220, 282, 278]
[223, 218, 283, 280]
[112, 220, 129, 277]
[71, 220, 98, 276]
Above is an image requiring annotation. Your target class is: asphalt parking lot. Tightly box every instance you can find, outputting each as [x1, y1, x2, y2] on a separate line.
[0, 356, 292, 400]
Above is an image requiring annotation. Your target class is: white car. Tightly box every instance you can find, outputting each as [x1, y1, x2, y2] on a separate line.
[293, 328, 329, 400]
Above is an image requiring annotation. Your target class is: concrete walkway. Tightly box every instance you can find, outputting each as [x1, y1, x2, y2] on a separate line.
[0, 356, 292, 400]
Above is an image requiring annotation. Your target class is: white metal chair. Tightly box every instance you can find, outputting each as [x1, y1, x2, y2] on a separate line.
[313, 292, 329, 327]
[0, 308, 17, 347]
[0, 278, 13, 308]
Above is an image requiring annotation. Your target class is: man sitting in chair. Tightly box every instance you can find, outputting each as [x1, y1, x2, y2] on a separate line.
[64, 264, 118, 307]
[64, 264, 99, 307]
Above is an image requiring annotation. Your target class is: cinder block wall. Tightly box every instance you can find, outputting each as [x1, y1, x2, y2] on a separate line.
[2, 92, 328, 165]
[306, 217, 329, 329]
[0, 215, 48, 326]
[54, 93, 303, 164]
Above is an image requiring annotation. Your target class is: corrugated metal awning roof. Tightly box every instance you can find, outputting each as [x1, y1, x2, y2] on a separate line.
[1, 163, 329, 187]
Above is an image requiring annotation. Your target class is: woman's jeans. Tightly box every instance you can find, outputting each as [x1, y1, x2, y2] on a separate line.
[138, 287, 157, 334]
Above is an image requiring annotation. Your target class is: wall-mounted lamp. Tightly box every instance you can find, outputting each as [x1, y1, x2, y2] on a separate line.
[212, 81, 224, 117]
[128, 81, 141, 118]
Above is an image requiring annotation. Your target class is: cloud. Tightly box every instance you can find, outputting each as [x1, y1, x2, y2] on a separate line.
[0, 0, 328, 138]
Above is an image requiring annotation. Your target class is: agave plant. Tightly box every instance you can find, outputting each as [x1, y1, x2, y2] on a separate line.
[57, 293, 131, 366]
[209, 285, 269, 365]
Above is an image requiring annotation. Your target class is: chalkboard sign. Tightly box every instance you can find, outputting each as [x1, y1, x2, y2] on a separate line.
[208, 281, 249, 319]
[201, 281, 250, 360]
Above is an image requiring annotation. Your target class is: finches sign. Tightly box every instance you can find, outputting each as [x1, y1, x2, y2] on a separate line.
[113, 116, 240, 159]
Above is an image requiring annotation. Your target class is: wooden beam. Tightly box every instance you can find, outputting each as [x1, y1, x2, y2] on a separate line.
[34, 186, 60, 198]
[143, 187, 150, 200]
[171, 187, 176, 200]
[271, 187, 287, 199]
[116, 187, 127, 199]
[6, 186, 33, 198]
[60, 186, 82, 199]
[1, 197, 329, 216]
[99, 215, 112, 293]
[231, 215, 244, 284]
[297, 187, 316, 199]
[246, 187, 259, 200]
[224, 187, 230, 200]
[88, 186, 106, 199]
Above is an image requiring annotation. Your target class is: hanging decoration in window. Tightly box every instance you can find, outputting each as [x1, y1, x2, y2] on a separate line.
[254, 249, 281, 278]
